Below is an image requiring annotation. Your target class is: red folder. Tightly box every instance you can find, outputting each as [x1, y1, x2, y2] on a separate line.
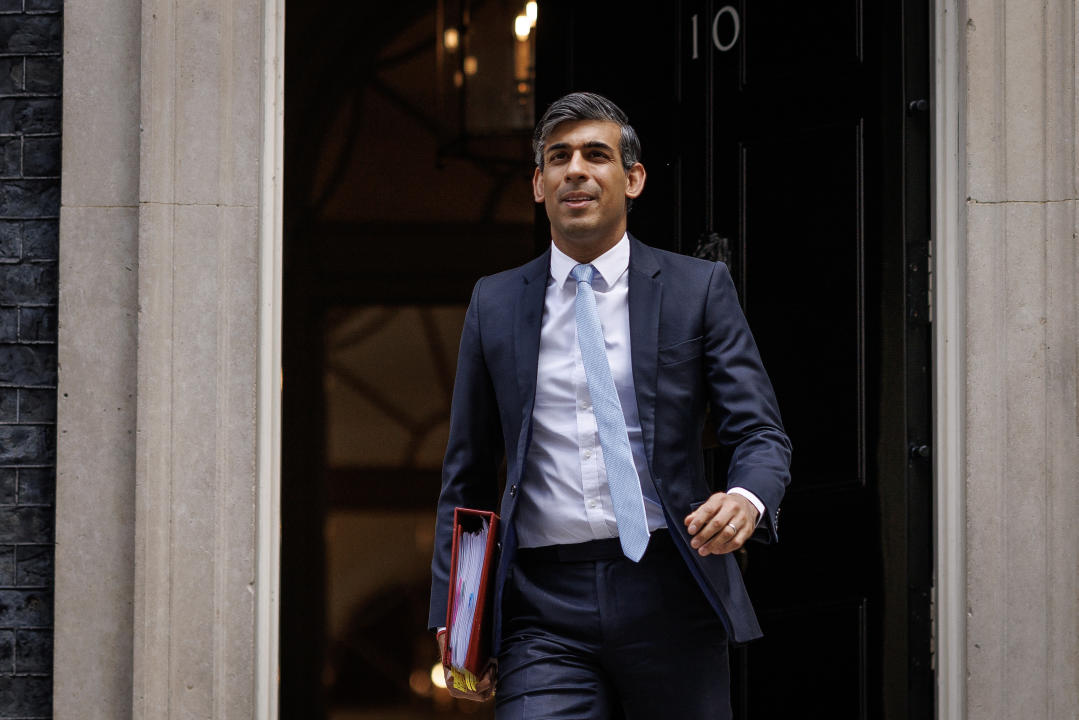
[444, 507, 500, 689]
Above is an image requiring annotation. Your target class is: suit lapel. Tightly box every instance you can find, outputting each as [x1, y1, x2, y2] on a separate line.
[515, 250, 550, 419]
[627, 236, 662, 469]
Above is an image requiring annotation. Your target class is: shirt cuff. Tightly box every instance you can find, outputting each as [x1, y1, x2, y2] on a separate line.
[727, 487, 765, 527]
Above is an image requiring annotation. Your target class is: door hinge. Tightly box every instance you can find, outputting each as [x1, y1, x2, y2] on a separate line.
[929, 583, 937, 672]
[926, 238, 934, 324]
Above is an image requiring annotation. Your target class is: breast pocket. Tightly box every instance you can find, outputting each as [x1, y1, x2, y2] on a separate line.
[658, 335, 704, 366]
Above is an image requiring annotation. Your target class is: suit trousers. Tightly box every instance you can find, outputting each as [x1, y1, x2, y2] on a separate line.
[495, 530, 732, 720]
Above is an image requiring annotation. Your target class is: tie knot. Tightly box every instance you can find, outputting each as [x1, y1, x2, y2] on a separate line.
[571, 264, 595, 285]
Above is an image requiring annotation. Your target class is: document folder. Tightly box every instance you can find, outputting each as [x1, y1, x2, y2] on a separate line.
[444, 507, 500, 693]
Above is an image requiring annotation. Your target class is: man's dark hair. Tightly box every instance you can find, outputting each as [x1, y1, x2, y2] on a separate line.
[532, 92, 641, 172]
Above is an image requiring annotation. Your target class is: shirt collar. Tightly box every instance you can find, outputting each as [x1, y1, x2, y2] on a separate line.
[550, 233, 630, 291]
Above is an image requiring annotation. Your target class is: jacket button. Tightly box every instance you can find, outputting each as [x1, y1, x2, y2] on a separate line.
[509, 484, 518, 497]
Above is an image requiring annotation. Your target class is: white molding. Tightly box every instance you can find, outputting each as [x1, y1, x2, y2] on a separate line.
[931, 1, 966, 718]
[255, 0, 285, 716]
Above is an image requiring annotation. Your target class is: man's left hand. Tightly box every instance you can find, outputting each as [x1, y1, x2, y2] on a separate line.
[437, 628, 495, 701]
[683, 491, 759, 556]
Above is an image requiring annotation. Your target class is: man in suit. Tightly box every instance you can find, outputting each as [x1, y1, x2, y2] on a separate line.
[429, 92, 791, 719]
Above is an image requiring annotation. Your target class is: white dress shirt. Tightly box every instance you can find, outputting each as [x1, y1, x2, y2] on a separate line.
[515, 234, 764, 549]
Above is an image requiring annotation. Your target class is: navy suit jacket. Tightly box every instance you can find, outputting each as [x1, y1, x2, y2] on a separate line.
[429, 235, 791, 650]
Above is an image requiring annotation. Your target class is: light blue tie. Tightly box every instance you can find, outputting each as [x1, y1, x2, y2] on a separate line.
[571, 263, 650, 562]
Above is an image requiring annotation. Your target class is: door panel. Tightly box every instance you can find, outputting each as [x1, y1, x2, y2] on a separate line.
[742, 1, 863, 87]
[746, 600, 867, 718]
[535, 2, 932, 717]
[710, 3, 877, 716]
[741, 123, 864, 490]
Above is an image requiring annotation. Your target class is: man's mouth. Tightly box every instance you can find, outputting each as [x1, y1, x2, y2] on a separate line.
[561, 193, 595, 208]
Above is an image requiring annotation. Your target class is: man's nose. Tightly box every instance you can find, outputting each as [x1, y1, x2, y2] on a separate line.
[565, 150, 588, 179]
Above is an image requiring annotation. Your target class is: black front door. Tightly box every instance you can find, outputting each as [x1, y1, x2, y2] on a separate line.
[536, 2, 933, 717]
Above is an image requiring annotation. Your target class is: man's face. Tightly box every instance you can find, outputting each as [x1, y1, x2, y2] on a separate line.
[532, 119, 645, 256]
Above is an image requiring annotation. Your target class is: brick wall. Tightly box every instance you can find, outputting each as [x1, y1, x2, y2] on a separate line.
[0, 0, 60, 716]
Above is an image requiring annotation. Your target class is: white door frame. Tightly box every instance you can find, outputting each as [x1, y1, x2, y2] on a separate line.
[256, 0, 286, 716]
[931, 1, 966, 718]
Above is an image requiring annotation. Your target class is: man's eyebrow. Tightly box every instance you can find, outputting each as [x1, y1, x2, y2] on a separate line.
[545, 140, 615, 155]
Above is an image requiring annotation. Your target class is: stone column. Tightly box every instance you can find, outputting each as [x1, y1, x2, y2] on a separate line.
[133, 0, 275, 717]
[962, 0, 1079, 718]
[55, 0, 141, 717]
[56, 0, 281, 717]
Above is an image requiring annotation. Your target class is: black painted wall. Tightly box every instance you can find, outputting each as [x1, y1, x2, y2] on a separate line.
[0, 0, 61, 717]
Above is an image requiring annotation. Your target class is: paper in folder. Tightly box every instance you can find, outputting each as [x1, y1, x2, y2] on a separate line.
[444, 507, 500, 693]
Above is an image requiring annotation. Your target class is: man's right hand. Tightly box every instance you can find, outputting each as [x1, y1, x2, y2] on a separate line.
[437, 629, 495, 701]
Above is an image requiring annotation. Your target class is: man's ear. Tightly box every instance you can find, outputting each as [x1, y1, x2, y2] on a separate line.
[625, 162, 646, 199]
[532, 166, 545, 203]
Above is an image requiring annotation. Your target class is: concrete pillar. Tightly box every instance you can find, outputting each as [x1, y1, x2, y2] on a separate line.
[54, 0, 141, 716]
[56, 0, 282, 717]
[962, 0, 1079, 717]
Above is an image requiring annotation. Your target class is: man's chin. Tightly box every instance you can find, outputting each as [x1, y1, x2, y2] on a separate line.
[560, 221, 597, 237]
[555, 226, 603, 248]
